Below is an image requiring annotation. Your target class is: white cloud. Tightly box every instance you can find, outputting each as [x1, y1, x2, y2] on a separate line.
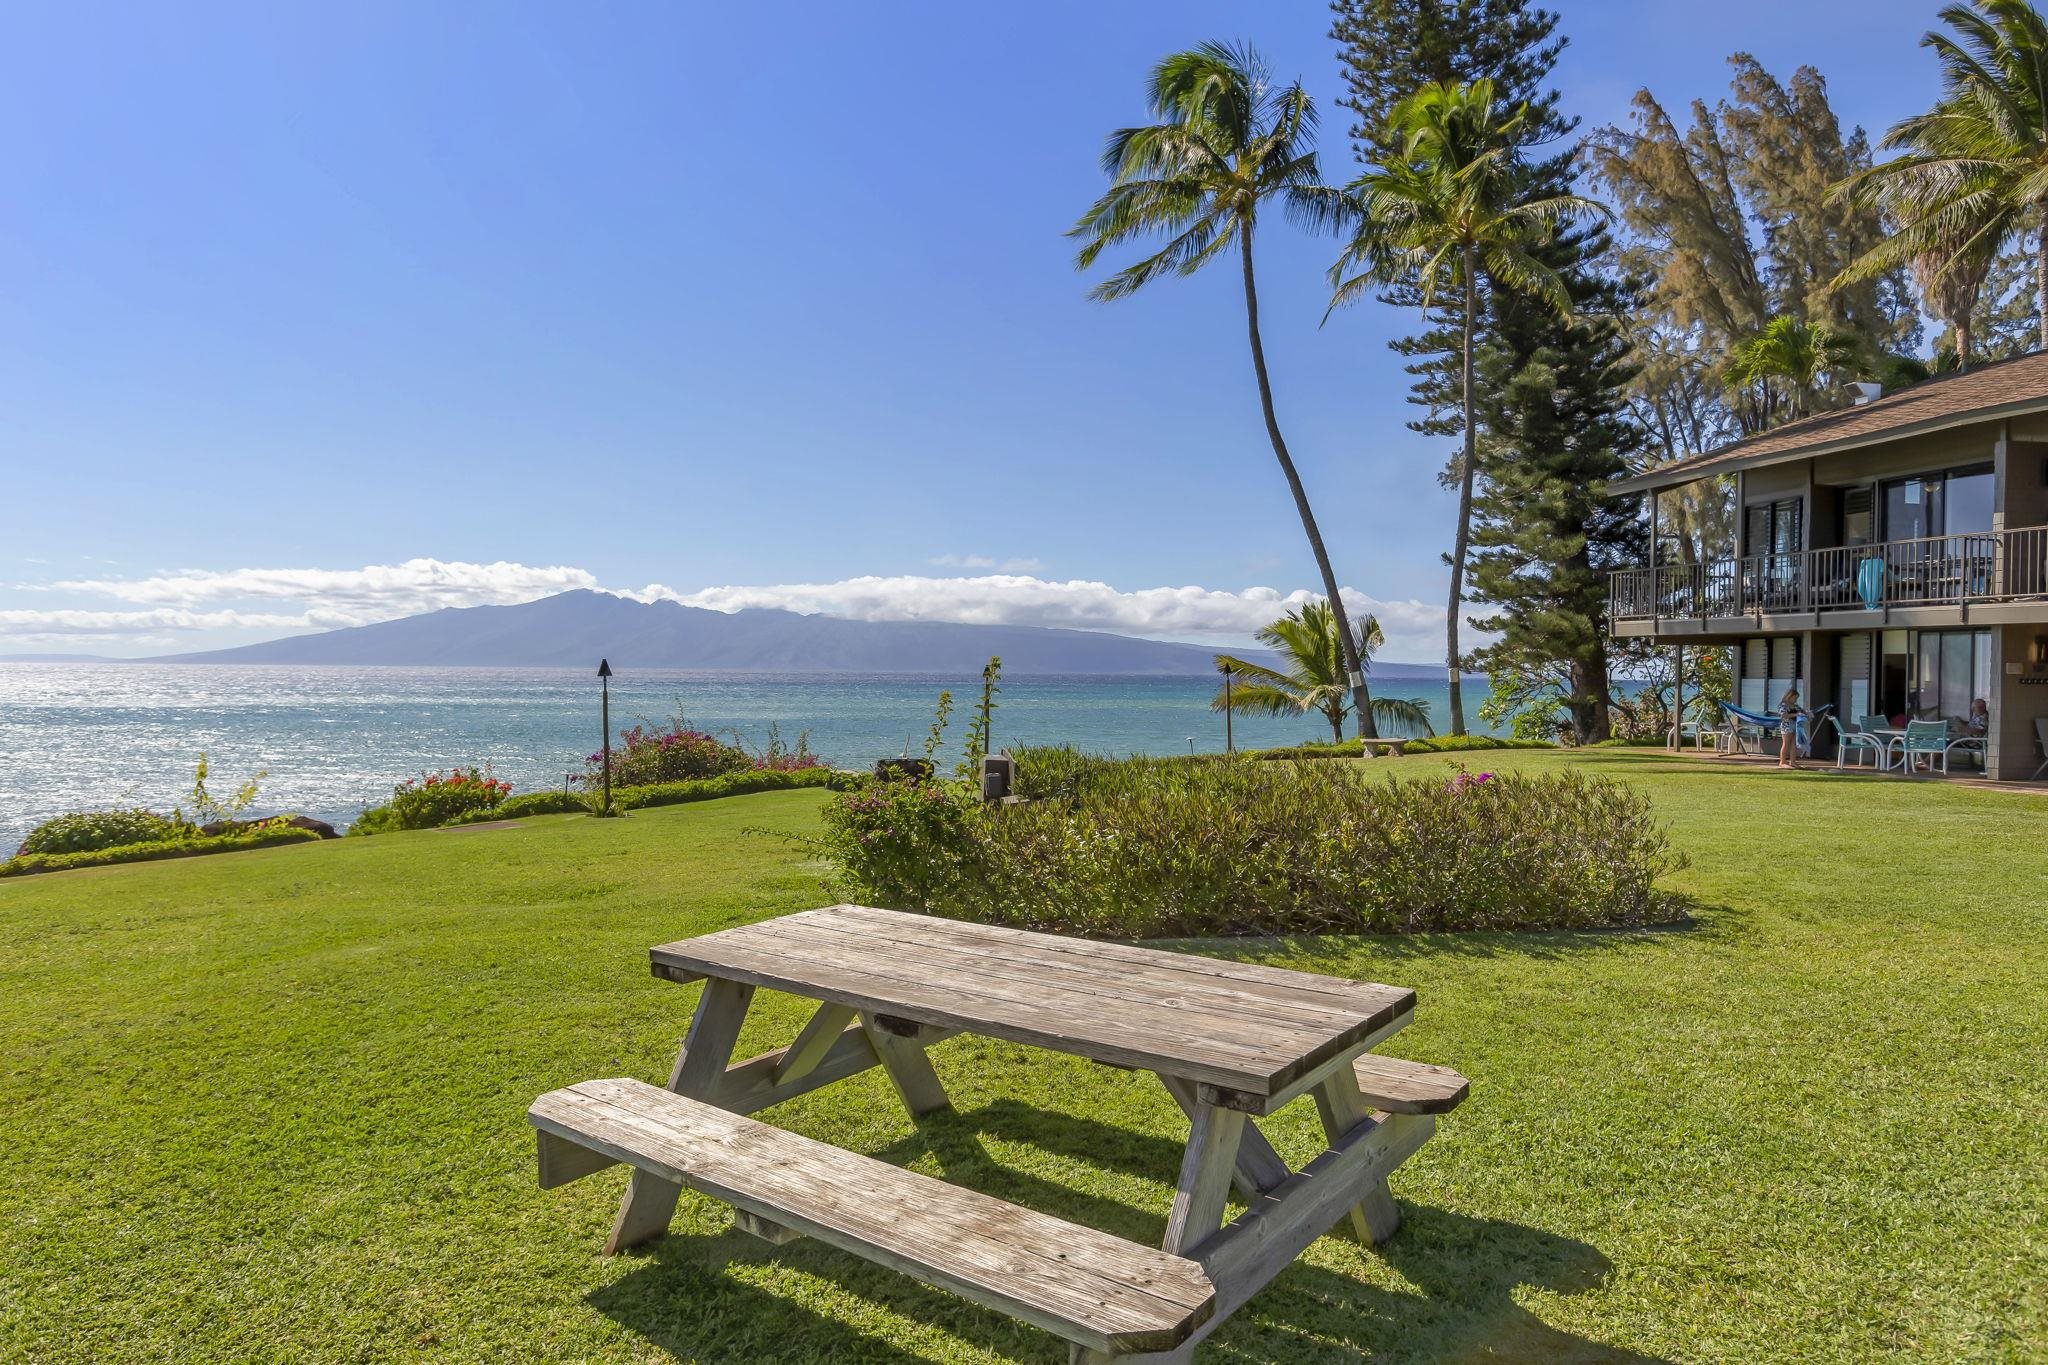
[0, 607, 321, 642]
[35, 558, 601, 623]
[633, 574, 1445, 660]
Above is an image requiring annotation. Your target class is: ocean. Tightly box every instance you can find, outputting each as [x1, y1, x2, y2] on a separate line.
[0, 663, 1489, 847]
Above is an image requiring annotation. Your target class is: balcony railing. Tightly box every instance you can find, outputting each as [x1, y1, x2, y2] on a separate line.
[1611, 524, 2048, 622]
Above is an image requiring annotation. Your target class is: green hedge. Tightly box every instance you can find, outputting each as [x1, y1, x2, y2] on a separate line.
[15, 808, 183, 857]
[1399, 734, 1554, 754]
[432, 766, 855, 828]
[1, 825, 323, 877]
[821, 758, 1681, 937]
[612, 766, 853, 811]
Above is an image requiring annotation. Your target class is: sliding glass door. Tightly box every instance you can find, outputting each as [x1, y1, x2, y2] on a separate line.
[1910, 629, 1992, 721]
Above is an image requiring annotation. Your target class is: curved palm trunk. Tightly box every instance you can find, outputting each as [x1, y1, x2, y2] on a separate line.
[1444, 247, 1479, 736]
[1238, 223, 1378, 739]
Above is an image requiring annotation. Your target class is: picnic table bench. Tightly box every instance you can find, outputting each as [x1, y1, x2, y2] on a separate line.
[529, 904, 1467, 1361]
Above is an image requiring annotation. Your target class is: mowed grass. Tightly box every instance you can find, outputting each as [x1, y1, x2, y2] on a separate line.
[1, 755, 2043, 1363]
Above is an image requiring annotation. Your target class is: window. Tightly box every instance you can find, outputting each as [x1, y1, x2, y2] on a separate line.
[1840, 486, 1874, 547]
[1910, 629, 1993, 721]
[1947, 469, 1994, 534]
[1745, 498, 1803, 557]
[1740, 638, 1767, 713]
[1880, 465, 1994, 541]
[1836, 633, 1871, 721]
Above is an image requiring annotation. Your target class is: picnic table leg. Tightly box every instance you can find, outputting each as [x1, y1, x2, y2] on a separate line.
[1157, 1073, 1289, 1198]
[1313, 1069, 1400, 1245]
[605, 977, 755, 1254]
[1162, 1101, 1245, 1255]
[860, 1012, 951, 1118]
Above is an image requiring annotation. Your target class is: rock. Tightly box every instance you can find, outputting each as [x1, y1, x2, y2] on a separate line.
[199, 814, 339, 839]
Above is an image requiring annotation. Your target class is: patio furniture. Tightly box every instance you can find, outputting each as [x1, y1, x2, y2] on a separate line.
[529, 905, 1465, 1361]
[1895, 719, 1954, 774]
[2035, 717, 2048, 779]
[1836, 714, 1893, 770]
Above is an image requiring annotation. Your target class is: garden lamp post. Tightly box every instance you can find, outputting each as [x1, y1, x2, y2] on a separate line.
[1221, 663, 1235, 754]
[598, 659, 613, 813]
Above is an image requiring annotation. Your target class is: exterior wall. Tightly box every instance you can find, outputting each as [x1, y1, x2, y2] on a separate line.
[1808, 421, 2000, 486]
[2004, 438, 2048, 530]
[1990, 623, 2048, 780]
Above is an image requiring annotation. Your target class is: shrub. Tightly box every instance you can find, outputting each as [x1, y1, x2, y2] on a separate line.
[590, 720, 753, 787]
[1246, 740, 1363, 761]
[2, 822, 321, 877]
[1400, 734, 1554, 754]
[16, 808, 182, 857]
[614, 766, 852, 812]
[446, 789, 594, 823]
[1010, 745, 1127, 800]
[353, 766, 510, 833]
[819, 758, 1681, 938]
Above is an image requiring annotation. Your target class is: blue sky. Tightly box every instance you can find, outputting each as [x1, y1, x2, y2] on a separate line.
[1, 0, 1950, 660]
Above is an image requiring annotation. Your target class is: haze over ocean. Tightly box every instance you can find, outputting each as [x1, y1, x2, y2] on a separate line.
[0, 664, 1499, 846]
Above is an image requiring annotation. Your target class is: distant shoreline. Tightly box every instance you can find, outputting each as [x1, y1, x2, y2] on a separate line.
[0, 656, 1477, 682]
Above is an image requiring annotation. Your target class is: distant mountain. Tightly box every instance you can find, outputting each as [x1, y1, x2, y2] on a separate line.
[150, 588, 1450, 678]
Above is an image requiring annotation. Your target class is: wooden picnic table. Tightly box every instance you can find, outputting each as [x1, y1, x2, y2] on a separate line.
[529, 904, 1466, 1362]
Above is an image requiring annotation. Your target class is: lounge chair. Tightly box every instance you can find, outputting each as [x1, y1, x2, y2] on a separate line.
[1896, 719, 1953, 775]
[2035, 717, 2048, 780]
[1836, 714, 1892, 770]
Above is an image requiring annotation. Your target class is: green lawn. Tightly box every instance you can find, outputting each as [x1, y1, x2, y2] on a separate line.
[2, 753, 2043, 1362]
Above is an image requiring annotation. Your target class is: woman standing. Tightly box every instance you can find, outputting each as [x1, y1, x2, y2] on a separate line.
[1777, 684, 1809, 770]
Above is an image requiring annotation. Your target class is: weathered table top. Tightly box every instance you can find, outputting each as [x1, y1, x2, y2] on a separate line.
[650, 904, 1414, 1104]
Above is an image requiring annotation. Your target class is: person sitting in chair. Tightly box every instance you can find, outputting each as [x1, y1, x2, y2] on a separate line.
[1967, 698, 1990, 736]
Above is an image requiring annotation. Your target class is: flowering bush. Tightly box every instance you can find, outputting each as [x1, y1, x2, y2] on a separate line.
[817, 777, 982, 909]
[820, 756, 1682, 938]
[374, 766, 511, 831]
[584, 715, 823, 788]
[587, 722, 752, 787]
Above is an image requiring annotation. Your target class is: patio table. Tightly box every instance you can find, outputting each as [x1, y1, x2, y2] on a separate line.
[543, 904, 1460, 1362]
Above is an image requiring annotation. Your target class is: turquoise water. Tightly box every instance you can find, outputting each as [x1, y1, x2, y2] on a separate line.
[0, 663, 1485, 846]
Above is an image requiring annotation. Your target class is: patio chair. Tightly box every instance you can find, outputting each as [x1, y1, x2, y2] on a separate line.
[2035, 718, 2048, 780]
[1836, 714, 1892, 770]
[1897, 719, 1953, 775]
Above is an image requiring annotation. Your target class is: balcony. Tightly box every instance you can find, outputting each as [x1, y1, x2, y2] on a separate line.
[1610, 524, 2048, 629]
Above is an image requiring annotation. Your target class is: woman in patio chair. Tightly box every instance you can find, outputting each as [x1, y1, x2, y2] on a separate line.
[1967, 698, 1990, 737]
[1777, 686, 1809, 770]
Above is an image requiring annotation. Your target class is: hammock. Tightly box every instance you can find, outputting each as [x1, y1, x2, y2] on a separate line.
[1719, 700, 1836, 756]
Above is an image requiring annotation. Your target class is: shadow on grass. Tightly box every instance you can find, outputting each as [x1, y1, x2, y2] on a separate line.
[590, 1099, 1665, 1364]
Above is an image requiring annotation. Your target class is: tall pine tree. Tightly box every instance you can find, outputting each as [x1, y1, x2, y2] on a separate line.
[1468, 221, 1644, 743]
[1327, 0, 1571, 441]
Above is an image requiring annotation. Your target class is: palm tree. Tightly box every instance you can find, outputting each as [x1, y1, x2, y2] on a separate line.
[1211, 601, 1432, 743]
[1832, 0, 2048, 352]
[1070, 42, 1380, 737]
[1328, 79, 1606, 735]
[1722, 315, 1867, 422]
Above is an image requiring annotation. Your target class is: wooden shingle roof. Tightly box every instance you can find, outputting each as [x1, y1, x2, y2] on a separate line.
[1610, 349, 2048, 495]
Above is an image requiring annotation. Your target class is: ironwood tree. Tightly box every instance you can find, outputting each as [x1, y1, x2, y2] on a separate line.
[1467, 221, 1644, 743]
